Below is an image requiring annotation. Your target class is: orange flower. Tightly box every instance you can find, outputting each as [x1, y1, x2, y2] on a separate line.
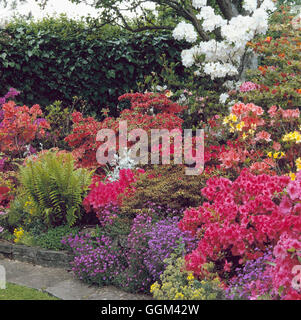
[265, 36, 272, 43]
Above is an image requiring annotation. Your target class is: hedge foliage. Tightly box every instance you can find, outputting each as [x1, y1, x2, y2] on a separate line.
[0, 16, 189, 117]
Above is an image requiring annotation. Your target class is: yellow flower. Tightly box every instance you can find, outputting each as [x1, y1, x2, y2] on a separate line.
[296, 158, 301, 171]
[229, 123, 235, 133]
[223, 116, 230, 125]
[13, 227, 25, 243]
[248, 129, 255, 135]
[282, 131, 301, 144]
[150, 282, 160, 293]
[267, 151, 273, 158]
[174, 292, 184, 300]
[273, 152, 280, 159]
[242, 132, 248, 140]
[289, 172, 296, 181]
[187, 273, 194, 281]
[229, 113, 238, 122]
[236, 121, 245, 131]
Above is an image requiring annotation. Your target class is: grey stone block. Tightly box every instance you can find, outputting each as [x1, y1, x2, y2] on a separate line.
[12, 245, 38, 264]
[0, 241, 13, 255]
[36, 249, 73, 268]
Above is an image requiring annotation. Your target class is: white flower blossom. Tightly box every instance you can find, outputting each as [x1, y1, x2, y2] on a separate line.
[173, 21, 198, 43]
[219, 93, 229, 104]
[106, 149, 136, 182]
[192, 0, 207, 9]
[197, 6, 227, 32]
[243, 0, 257, 13]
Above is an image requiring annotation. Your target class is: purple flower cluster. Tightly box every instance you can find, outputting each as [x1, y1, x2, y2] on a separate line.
[62, 232, 124, 286]
[145, 216, 196, 281]
[0, 88, 20, 106]
[62, 209, 195, 293]
[96, 204, 119, 227]
[121, 214, 196, 293]
[225, 249, 274, 300]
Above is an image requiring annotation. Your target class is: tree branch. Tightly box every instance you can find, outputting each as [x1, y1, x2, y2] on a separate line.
[216, 0, 239, 20]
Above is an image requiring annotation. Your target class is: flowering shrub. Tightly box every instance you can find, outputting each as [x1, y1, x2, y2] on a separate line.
[178, 169, 299, 278]
[65, 92, 186, 168]
[270, 232, 301, 300]
[204, 101, 301, 176]
[0, 99, 50, 157]
[173, 0, 277, 79]
[62, 231, 125, 286]
[83, 168, 145, 221]
[150, 254, 225, 300]
[236, 8, 301, 109]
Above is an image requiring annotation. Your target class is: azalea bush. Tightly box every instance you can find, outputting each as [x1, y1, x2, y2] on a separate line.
[178, 168, 301, 299]
[237, 8, 301, 109]
[203, 101, 301, 177]
[65, 92, 187, 168]
[0, 99, 50, 157]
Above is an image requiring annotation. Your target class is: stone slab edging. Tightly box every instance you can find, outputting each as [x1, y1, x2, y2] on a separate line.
[0, 240, 73, 268]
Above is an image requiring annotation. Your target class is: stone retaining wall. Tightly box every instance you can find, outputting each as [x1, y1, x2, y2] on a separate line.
[0, 241, 73, 268]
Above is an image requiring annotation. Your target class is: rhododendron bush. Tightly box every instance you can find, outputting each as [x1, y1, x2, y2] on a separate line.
[83, 168, 145, 222]
[203, 101, 301, 177]
[65, 92, 186, 168]
[179, 169, 301, 299]
[0, 90, 50, 157]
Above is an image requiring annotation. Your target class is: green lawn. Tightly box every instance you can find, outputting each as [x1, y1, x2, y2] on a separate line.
[0, 283, 60, 300]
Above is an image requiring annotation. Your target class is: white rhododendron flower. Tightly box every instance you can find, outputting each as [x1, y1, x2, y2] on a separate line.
[192, 0, 207, 9]
[173, 0, 277, 79]
[243, 0, 257, 13]
[173, 21, 198, 43]
[197, 6, 227, 32]
[219, 93, 230, 104]
[203, 62, 238, 79]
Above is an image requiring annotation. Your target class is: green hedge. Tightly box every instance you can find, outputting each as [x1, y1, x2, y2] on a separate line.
[0, 16, 189, 117]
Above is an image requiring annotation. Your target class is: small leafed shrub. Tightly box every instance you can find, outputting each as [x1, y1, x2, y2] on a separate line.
[35, 225, 80, 251]
[150, 254, 225, 300]
[120, 165, 208, 217]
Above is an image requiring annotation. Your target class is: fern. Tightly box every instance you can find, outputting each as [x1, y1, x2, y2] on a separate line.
[18, 151, 93, 227]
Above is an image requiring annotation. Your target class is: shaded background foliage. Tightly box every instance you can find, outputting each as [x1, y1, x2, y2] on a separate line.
[0, 16, 190, 117]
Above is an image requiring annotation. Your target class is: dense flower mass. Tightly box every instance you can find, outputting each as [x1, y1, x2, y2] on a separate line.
[83, 168, 145, 218]
[0, 2, 300, 302]
[0, 99, 50, 156]
[178, 169, 299, 274]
